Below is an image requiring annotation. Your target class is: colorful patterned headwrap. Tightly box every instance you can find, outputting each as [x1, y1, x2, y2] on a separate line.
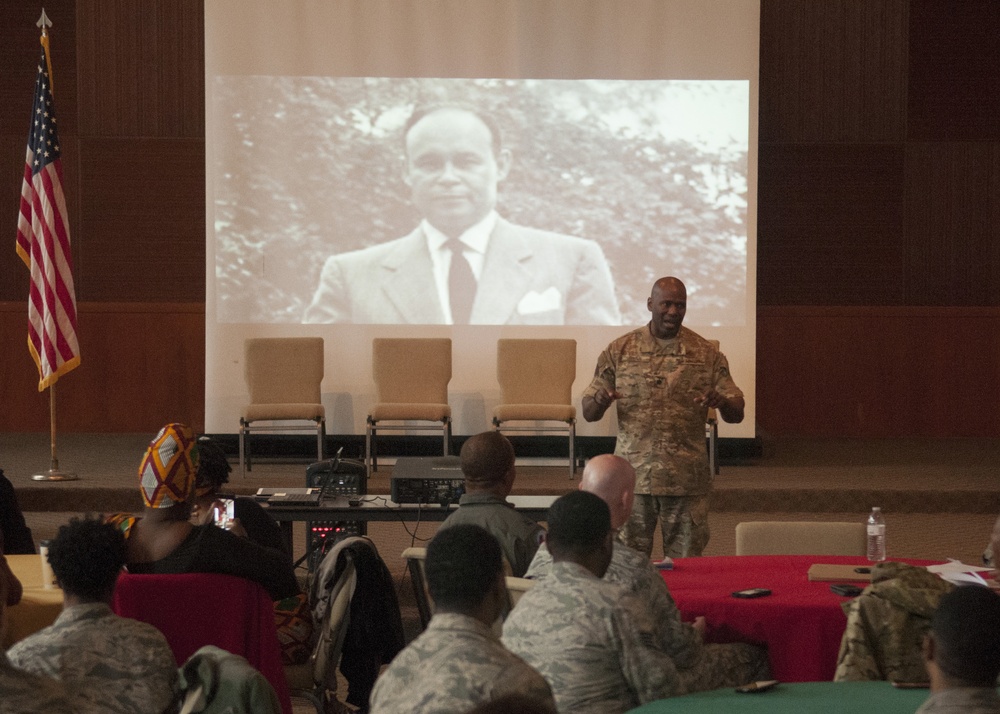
[138, 423, 199, 508]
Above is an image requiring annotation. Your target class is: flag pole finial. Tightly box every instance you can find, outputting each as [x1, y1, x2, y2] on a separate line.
[37, 8, 52, 36]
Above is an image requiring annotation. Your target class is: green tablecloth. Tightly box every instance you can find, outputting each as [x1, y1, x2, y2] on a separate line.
[628, 681, 928, 713]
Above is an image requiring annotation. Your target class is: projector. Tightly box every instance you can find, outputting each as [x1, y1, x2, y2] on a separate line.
[390, 456, 465, 505]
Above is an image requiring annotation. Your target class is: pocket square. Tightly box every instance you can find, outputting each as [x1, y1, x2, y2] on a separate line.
[517, 287, 563, 314]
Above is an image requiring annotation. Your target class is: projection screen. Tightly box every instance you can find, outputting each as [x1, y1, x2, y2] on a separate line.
[205, 0, 759, 440]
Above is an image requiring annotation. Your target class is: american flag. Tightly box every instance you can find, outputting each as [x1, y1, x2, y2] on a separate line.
[15, 35, 80, 391]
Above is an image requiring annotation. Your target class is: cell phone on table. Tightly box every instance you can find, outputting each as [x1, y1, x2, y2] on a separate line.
[891, 681, 929, 689]
[213, 498, 235, 529]
[830, 583, 863, 597]
[732, 588, 772, 599]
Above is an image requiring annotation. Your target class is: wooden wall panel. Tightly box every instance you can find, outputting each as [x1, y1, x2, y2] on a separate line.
[0, 1, 79, 138]
[77, 137, 205, 302]
[0, 302, 205, 433]
[76, 0, 204, 137]
[904, 142, 1000, 305]
[757, 307, 1000, 437]
[760, 0, 907, 143]
[4, 1, 1000, 438]
[908, 0, 1000, 141]
[758, 144, 906, 305]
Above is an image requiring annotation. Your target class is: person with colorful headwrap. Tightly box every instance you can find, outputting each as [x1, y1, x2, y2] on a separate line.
[189, 437, 290, 557]
[107, 423, 299, 602]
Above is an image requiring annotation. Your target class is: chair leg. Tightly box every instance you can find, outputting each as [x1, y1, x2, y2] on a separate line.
[365, 420, 374, 479]
[443, 418, 452, 456]
[239, 420, 247, 477]
[568, 420, 576, 480]
[317, 418, 325, 462]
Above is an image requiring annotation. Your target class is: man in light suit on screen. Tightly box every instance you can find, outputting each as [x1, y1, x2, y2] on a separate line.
[303, 104, 621, 325]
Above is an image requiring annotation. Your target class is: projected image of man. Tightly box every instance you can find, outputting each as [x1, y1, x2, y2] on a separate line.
[303, 104, 621, 325]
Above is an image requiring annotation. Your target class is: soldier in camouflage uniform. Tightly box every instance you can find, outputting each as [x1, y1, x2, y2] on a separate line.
[525, 455, 769, 692]
[503, 491, 683, 714]
[369, 524, 555, 714]
[916, 585, 1000, 714]
[834, 561, 955, 683]
[1, 549, 73, 714]
[7, 518, 178, 714]
[582, 277, 745, 558]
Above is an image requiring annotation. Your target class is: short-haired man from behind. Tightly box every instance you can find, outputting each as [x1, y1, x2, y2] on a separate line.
[525, 454, 769, 692]
[916, 586, 1000, 714]
[438, 431, 545, 577]
[368, 524, 555, 714]
[7, 517, 178, 714]
[503, 491, 683, 714]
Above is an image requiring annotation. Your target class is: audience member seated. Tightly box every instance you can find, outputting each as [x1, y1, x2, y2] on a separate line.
[526, 454, 769, 692]
[438, 432, 544, 577]
[187, 435, 312, 665]
[917, 585, 1000, 714]
[7, 517, 177, 713]
[107, 423, 299, 602]
[835, 561, 955, 683]
[0, 468, 35, 555]
[190, 437, 290, 557]
[503, 491, 683, 713]
[369, 524, 556, 714]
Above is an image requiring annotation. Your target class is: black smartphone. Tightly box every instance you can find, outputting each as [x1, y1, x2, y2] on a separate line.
[732, 588, 772, 599]
[830, 583, 863, 597]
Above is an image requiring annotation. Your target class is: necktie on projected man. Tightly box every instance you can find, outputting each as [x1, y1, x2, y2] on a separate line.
[15, 29, 81, 391]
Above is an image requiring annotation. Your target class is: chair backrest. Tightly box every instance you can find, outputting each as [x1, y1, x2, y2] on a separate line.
[245, 337, 324, 405]
[372, 338, 451, 405]
[401, 547, 432, 629]
[504, 576, 534, 607]
[112, 572, 291, 712]
[735, 521, 867, 556]
[496, 339, 576, 405]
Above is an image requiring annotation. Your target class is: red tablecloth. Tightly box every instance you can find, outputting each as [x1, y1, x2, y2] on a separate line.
[112, 573, 292, 714]
[661, 555, 937, 683]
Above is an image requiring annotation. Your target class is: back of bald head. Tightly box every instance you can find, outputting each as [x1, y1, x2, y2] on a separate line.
[460, 431, 515, 488]
[580, 454, 635, 529]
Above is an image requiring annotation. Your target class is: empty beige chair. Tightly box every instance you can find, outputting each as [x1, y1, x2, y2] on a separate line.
[239, 337, 325, 477]
[367, 338, 452, 478]
[493, 339, 577, 480]
[735, 521, 867, 556]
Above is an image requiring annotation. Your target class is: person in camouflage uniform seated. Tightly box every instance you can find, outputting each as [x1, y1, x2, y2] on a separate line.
[834, 561, 955, 683]
[368, 524, 555, 714]
[582, 276, 745, 558]
[503, 491, 683, 714]
[915, 585, 1000, 714]
[526, 454, 769, 692]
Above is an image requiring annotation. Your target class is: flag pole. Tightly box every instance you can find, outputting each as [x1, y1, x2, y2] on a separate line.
[25, 9, 79, 482]
[33, 383, 78, 481]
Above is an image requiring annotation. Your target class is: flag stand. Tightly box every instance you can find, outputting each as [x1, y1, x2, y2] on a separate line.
[31, 384, 79, 481]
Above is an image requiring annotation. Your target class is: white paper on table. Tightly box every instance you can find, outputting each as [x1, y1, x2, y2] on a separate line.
[925, 559, 993, 574]
[926, 559, 993, 587]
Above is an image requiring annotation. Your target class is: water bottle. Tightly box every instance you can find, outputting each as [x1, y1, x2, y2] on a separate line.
[866, 507, 886, 562]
